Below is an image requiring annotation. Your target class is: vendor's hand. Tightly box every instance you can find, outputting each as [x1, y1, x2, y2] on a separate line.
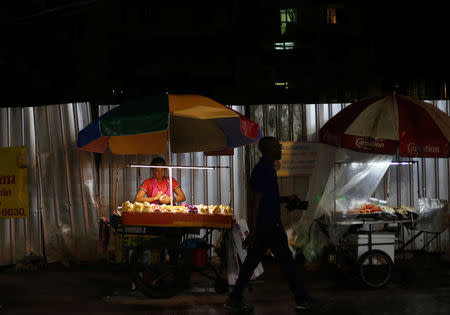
[154, 191, 163, 200]
[159, 194, 172, 204]
[242, 231, 256, 250]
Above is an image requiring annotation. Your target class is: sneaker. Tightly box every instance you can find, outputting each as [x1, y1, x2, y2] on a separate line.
[224, 297, 254, 313]
[295, 296, 317, 311]
[295, 300, 312, 311]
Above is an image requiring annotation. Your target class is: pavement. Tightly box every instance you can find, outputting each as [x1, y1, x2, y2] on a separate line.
[0, 251, 449, 314]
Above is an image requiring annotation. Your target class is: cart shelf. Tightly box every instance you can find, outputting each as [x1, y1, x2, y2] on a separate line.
[121, 212, 233, 229]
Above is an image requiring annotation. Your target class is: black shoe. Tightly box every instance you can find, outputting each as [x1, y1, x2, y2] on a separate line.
[224, 297, 254, 313]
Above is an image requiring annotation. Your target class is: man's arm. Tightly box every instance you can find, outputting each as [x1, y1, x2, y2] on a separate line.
[243, 191, 263, 249]
[247, 191, 263, 233]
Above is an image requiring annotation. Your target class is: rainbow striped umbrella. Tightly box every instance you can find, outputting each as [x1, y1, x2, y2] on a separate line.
[77, 94, 262, 154]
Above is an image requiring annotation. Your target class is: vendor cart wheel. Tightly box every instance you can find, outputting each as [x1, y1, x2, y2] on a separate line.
[130, 237, 190, 298]
[214, 277, 229, 294]
[357, 249, 393, 289]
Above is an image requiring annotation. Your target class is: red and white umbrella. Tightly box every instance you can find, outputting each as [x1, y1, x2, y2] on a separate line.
[319, 94, 450, 158]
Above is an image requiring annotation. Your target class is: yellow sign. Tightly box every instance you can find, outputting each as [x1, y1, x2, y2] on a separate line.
[277, 142, 320, 177]
[0, 146, 29, 219]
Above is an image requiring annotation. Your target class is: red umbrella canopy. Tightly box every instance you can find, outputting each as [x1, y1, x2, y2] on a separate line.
[320, 95, 450, 158]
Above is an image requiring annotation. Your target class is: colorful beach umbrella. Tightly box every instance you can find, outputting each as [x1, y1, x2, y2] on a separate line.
[319, 94, 450, 157]
[77, 94, 262, 154]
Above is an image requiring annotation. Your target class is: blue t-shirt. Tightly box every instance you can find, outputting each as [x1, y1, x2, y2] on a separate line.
[251, 157, 281, 228]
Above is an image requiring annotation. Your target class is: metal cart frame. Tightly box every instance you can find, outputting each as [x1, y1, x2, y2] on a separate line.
[110, 219, 231, 297]
[329, 160, 420, 288]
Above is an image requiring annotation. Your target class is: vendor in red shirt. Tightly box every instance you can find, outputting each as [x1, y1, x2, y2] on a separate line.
[134, 157, 186, 205]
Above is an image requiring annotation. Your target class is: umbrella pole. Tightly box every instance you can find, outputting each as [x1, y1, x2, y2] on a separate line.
[168, 120, 172, 164]
[168, 124, 173, 206]
[169, 167, 174, 207]
[386, 168, 391, 204]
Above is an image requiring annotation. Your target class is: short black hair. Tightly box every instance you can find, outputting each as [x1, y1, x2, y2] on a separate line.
[258, 136, 278, 154]
[151, 157, 166, 166]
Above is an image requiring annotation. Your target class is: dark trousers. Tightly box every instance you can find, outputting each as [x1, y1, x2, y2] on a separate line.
[230, 223, 308, 301]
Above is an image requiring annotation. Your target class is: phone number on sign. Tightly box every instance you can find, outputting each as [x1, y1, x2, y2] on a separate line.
[1, 208, 25, 217]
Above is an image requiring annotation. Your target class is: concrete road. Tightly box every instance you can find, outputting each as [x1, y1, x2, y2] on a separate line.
[0, 253, 449, 314]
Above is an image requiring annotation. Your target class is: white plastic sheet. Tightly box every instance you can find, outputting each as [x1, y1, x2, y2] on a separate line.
[292, 144, 393, 262]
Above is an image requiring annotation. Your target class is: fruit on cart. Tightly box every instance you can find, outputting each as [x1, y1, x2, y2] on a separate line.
[210, 205, 221, 214]
[119, 201, 233, 215]
[217, 205, 233, 215]
[134, 202, 144, 212]
[198, 204, 209, 214]
[174, 205, 186, 213]
[185, 204, 198, 213]
[122, 201, 134, 212]
[153, 205, 162, 212]
[143, 202, 152, 212]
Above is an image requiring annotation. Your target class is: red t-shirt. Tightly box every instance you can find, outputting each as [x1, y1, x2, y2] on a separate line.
[139, 176, 180, 198]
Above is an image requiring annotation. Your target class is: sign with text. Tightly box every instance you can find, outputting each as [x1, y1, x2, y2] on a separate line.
[277, 142, 320, 177]
[0, 146, 29, 219]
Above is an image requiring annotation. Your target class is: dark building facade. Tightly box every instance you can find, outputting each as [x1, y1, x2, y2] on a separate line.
[1, 0, 449, 107]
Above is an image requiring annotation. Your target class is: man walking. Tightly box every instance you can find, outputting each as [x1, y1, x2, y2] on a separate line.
[224, 136, 313, 312]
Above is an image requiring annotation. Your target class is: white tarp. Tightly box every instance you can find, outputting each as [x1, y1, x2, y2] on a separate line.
[291, 144, 393, 262]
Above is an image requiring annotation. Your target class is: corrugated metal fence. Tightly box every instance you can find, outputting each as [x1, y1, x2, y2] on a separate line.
[0, 101, 448, 266]
[0, 104, 98, 265]
[249, 101, 450, 252]
[0, 104, 248, 266]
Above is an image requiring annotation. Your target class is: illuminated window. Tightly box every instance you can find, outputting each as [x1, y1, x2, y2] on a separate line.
[280, 8, 297, 35]
[274, 42, 295, 50]
[327, 5, 337, 24]
[275, 82, 289, 89]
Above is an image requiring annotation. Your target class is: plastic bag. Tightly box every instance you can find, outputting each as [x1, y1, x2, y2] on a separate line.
[227, 219, 264, 285]
[300, 220, 330, 263]
[417, 197, 449, 233]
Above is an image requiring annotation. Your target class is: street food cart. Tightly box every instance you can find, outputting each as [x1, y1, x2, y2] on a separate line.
[320, 93, 450, 288]
[328, 160, 420, 288]
[108, 197, 233, 297]
[77, 94, 262, 297]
